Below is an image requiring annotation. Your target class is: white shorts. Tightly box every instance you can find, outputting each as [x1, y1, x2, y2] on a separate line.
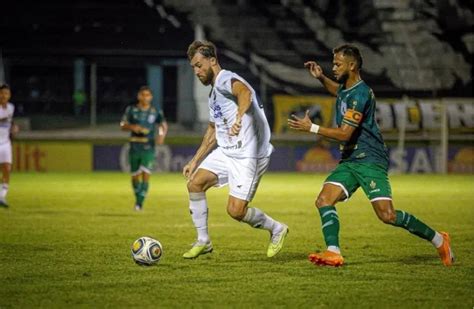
[0, 142, 12, 164]
[199, 147, 271, 202]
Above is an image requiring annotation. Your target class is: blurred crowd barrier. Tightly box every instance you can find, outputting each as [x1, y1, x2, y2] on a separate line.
[11, 141, 473, 174]
[273, 95, 473, 136]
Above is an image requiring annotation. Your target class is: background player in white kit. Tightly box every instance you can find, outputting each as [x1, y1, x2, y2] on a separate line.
[182, 41, 289, 259]
[0, 84, 19, 208]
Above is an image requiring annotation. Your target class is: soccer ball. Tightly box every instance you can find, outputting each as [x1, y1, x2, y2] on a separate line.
[131, 236, 163, 266]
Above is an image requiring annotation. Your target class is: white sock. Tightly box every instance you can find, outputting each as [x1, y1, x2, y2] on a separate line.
[327, 246, 341, 254]
[242, 207, 280, 234]
[0, 183, 8, 200]
[431, 231, 444, 248]
[189, 192, 210, 244]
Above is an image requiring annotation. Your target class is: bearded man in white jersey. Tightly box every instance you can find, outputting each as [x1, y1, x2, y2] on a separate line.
[182, 41, 289, 259]
[0, 84, 19, 208]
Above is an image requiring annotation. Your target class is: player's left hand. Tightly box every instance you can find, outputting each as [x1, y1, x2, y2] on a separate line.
[229, 115, 242, 136]
[10, 124, 19, 135]
[288, 110, 312, 132]
[156, 126, 166, 145]
[156, 136, 165, 145]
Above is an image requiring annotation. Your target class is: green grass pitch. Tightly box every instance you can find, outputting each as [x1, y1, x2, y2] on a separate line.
[1, 172, 473, 308]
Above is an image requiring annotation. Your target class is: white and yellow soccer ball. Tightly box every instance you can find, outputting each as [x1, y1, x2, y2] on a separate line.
[131, 236, 163, 266]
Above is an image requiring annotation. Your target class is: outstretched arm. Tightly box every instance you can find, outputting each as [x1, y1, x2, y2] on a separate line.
[304, 61, 340, 97]
[287, 110, 356, 142]
[182, 122, 216, 179]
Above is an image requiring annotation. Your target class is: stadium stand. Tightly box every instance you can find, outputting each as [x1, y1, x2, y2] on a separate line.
[164, 0, 473, 96]
[1, 0, 193, 119]
[1, 0, 472, 124]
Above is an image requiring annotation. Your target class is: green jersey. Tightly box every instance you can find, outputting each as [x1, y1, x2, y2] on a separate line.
[335, 80, 389, 167]
[122, 104, 165, 151]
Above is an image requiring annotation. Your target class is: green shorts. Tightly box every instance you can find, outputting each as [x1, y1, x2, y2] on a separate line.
[129, 148, 155, 175]
[325, 162, 392, 202]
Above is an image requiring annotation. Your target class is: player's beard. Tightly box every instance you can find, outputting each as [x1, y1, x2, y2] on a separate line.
[139, 100, 152, 106]
[199, 67, 214, 86]
[336, 71, 349, 83]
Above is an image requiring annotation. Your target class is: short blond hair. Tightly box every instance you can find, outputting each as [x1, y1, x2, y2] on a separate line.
[187, 40, 217, 60]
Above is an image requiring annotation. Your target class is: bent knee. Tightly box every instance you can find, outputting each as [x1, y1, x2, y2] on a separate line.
[378, 211, 396, 224]
[227, 205, 246, 221]
[187, 179, 204, 193]
[316, 194, 335, 208]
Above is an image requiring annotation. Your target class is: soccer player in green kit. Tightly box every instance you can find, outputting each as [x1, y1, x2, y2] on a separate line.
[120, 86, 168, 211]
[288, 44, 454, 267]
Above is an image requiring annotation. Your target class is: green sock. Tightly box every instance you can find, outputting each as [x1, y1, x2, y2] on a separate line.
[318, 206, 340, 248]
[137, 182, 149, 207]
[132, 180, 142, 205]
[391, 210, 435, 241]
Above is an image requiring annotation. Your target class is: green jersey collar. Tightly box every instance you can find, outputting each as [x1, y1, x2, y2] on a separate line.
[340, 80, 364, 93]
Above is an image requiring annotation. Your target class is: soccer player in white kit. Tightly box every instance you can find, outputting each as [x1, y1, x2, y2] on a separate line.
[182, 41, 289, 259]
[0, 84, 18, 208]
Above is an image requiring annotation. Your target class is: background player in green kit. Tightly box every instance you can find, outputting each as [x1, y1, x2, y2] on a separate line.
[288, 44, 454, 267]
[120, 86, 168, 211]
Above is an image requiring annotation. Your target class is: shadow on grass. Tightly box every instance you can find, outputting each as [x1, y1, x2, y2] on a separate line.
[398, 254, 439, 265]
[348, 254, 438, 266]
[212, 251, 310, 265]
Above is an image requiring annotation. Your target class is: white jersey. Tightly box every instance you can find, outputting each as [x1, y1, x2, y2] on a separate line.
[0, 103, 14, 145]
[209, 70, 273, 159]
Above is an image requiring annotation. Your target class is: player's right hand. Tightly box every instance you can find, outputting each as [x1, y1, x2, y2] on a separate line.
[288, 110, 313, 132]
[131, 125, 147, 134]
[183, 161, 197, 180]
[129, 125, 140, 133]
[304, 61, 323, 79]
